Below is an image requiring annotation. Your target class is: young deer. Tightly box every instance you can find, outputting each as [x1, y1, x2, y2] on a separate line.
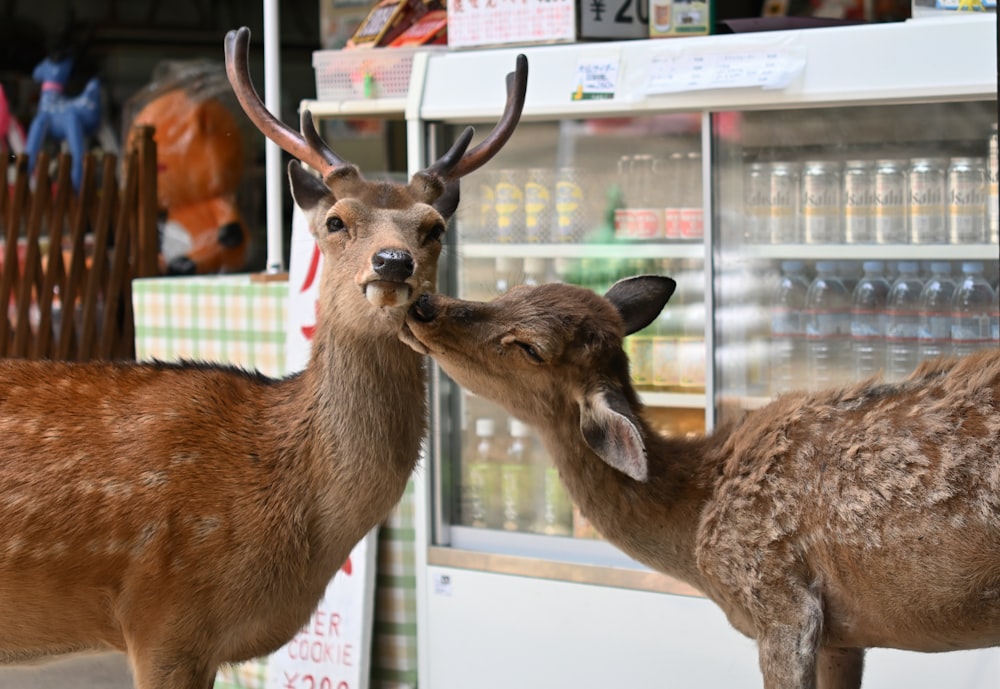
[401, 276, 1000, 689]
[0, 27, 526, 689]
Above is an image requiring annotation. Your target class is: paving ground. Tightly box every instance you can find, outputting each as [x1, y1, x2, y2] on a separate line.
[0, 653, 133, 689]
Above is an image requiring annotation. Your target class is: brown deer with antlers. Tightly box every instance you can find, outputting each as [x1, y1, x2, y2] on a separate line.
[401, 275, 1000, 689]
[0, 27, 526, 689]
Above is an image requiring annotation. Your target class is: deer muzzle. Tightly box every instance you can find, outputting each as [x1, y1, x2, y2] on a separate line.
[410, 293, 438, 323]
[364, 249, 416, 308]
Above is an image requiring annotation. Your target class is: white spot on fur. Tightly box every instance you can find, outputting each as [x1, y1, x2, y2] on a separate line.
[139, 471, 168, 488]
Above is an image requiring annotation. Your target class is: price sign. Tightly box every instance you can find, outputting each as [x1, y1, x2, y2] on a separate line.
[571, 55, 620, 101]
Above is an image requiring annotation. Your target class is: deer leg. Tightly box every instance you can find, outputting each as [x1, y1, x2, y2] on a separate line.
[755, 587, 824, 689]
[816, 647, 864, 689]
[129, 647, 216, 689]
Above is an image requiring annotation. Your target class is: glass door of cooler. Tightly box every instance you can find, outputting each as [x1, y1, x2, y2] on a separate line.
[712, 101, 999, 423]
[426, 114, 709, 574]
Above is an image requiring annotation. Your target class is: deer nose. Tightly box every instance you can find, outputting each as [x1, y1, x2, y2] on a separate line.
[411, 293, 437, 322]
[372, 249, 414, 282]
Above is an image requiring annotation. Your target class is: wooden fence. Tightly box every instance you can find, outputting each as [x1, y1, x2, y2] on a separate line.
[0, 126, 159, 361]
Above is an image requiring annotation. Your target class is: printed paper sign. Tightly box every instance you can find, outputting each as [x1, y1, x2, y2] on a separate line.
[645, 46, 805, 95]
[571, 55, 620, 101]
[269, 206, 378, 689]
[286, 207, 321, 372]
[264, 532, 377, 689]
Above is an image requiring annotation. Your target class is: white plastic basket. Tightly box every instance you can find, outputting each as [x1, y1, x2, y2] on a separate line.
[313, 47, 442, 101]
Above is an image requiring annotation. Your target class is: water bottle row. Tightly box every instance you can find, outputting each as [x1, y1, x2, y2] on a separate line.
[771, 259, 1000, 394]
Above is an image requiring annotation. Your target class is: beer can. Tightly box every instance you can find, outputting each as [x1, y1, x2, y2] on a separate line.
[743, 161, 770, 243]
[988, 123, 998, 244]
[874, 159, 908, 244]
[947, 157, 988, 244]
[663, 152, 685, 240]
[801, 160, 842, 244]
[523, 168, 553, 243]
[767, 162, 800, 244]
[554, 167, 586, 243]
[475, 169, 498, 242]
[843, 160, 876, 244]
[908, 157, 947, 244]
[678, 151, 704, 241]
[494, 169, 525, 243]
[615, 155, 663, 241]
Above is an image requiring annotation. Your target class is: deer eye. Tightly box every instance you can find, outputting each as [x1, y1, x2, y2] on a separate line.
[425, 222, 445, 245]
[326, 216, 346, 233]
[515, 341, 544, 364]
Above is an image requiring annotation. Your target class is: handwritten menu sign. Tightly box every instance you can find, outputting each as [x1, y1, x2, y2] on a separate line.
[645, 46, 806, 95]
[446, 0, 576, 48]
[273, 207, 378, 689]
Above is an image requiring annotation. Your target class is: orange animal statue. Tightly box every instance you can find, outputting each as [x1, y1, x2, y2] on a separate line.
[129, 85, 248, 275]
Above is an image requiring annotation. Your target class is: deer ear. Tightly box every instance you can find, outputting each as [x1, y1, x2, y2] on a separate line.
[288, 160, 334, 214]
[433, 180, 461, 220]
[579, 387, 648, 482]
[605, 276, 677, 336]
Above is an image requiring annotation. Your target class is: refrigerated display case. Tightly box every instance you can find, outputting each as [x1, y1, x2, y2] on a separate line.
[408, 14, 999, 689]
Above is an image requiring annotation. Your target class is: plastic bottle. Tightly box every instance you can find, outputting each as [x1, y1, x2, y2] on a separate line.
[804, 261, 850, 391]
[885, 261, 924, 382]
[652, 276, 684, 391]
[500, 419, 537, 532]
[917, 261, 956, 364]
[769, 260, 810, 394]
[676, 259, 706, 391]
[522, 257, 548, 287]
[538, 463, 572, 536]
[850, 261, 890, 381]
[951, 261, 997, 358]
[494, 257, 520, 294]
[625, 324, 655, 389]
[463, 418, 501, 529]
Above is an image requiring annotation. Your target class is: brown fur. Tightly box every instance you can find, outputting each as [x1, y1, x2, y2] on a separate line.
[0, 30, 527, 686]
[0, 168, 439, 688]
[401, 279, 1000, 689]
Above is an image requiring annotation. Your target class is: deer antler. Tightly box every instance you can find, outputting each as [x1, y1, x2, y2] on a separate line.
[224, 27, 346, 176]
[424, 54, 529, 183]
[225, 27, 528, 186]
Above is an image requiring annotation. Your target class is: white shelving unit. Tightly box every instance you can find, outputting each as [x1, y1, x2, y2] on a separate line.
[404, 15, 999, 689]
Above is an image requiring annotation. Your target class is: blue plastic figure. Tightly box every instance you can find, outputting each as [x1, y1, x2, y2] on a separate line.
[25, 51, 101, 189]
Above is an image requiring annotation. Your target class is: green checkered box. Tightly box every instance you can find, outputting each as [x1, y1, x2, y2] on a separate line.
[133, 275, 289, 377]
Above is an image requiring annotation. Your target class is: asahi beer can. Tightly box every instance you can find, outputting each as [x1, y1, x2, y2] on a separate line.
[743, 162, 770, 243]
[947, 157, 988, 244]
[801, 160, 842, 244]
[988, 123, 998, 244]
[874, 159, 908, 244]
[767, 162, 800, 244]
[523, 168, 553, 243]
[494, 169, 525, 243]
[554, 167, 586, 242]
[843, 160, 876, 244]
[908, 157, 947, 244]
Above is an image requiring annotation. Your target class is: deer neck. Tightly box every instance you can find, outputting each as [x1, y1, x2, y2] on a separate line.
[276, 305, 427, 569]
[536, 414, 717, 592]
